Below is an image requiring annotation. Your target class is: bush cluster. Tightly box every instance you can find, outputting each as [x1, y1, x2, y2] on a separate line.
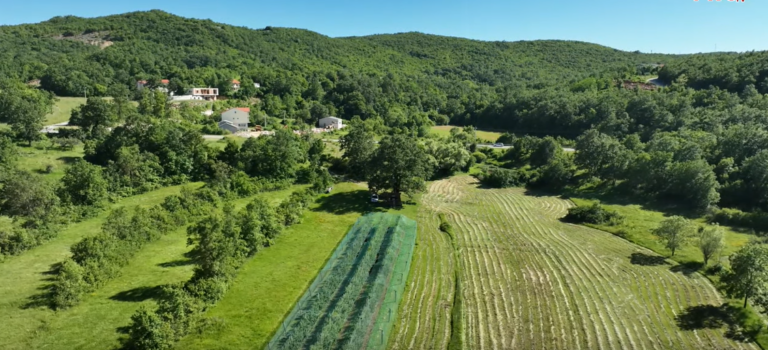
[125, 186, 322, 349]
[476, 166, 536, 188]
[50, 188, 213, 309]
[563, 202, 624, 225]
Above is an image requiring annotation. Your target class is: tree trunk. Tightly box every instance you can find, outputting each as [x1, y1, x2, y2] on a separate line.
[744, 295, 749, 308]
[671, 248, 675, 257]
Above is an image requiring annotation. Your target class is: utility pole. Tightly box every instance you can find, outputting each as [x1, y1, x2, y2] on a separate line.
[84, 87, 88, 99]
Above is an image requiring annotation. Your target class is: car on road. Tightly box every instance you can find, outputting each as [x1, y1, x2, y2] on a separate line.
[371, 194, 379, 203]
[493, 143, 504, 147]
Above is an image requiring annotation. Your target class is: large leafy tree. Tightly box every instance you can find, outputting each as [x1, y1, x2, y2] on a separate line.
[58, 159, 109, 208]
[367, 134, 431, 206]
[69, 97, 118, 139]
[0, 170, 59, 220]
[339, 124, 376, 180]
[575, 130, 630, 181]
[698, 225, 724, 266]
[653, 216, 695, 257]
[0, 82, 54, 145]
[239, 129, 303, 180]
[723, 243, 768, 308]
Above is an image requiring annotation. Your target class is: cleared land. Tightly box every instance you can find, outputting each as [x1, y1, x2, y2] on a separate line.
[431, 126, 503, 143]
[14, 143, 85, 181]
[45, 97, 86, 125]
[392, 176, 758, 350]
[177, 183, 418, 350]
[0, 183, 205, 350]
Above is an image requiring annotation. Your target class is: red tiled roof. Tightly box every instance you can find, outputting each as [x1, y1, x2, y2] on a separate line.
[234, 108, 250, 113]
[161, 79, 170, 85]
[137, 80, 148, 85]
[232, 79, 240, 84]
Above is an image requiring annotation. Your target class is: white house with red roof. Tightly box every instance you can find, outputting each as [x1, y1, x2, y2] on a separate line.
[137, 79, 170, 93]
[218, 107, 250, 133]
[231, 79, 240, 91]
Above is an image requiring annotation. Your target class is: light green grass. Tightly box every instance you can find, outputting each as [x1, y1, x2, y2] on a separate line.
[177, 182, 417, 350]
[431, 125, 503, 143]
[14, 143, 85, 181]
[45, 97, 86, 125]
[0, 183, 203, 350]
[569, 197, 754, 267]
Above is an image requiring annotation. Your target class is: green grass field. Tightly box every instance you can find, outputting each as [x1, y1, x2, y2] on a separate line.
[390, 176, 758, 350]
[177, 182, 418, 350]
[14, 143, 85, 181]
[431, 125, 503, 143]
[0, 183, 204, 350]
[45, 97, 86, 125]
[569, 197, 754, 267]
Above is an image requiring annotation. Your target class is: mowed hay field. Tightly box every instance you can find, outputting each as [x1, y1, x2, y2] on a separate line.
[391, 176, 758, 350]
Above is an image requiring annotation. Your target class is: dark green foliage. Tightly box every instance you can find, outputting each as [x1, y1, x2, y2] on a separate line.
[86, 118, 208, 184]
[340, 124, 376, 180]
[58, 159, 109, 210]
[477, 166, 535, 188]
[563, 202, 624, 225]
[367, 134, 431, 205]
[531, 155, 575, 191]
[0, 170, 60, 220]
[238, 129, 303, 180]
[0, 136, 18, 173]
[105, 145, 163, 196]
[69, 97, 118, 139]
[0, 81, 54, 145]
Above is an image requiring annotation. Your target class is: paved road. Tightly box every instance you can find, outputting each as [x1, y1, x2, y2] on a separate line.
[203, 135, 225, 141]
[40, 121, 70, 134]
[322, 139, 575, 152]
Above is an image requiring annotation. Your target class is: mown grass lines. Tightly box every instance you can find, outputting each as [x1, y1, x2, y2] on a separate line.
[394, 176, 759, 350]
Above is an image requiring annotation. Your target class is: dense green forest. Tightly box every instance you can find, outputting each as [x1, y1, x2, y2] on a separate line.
[2, 10, 768, 218]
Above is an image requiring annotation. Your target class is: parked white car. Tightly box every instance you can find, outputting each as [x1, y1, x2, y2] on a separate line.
[371, 194, 379, 203]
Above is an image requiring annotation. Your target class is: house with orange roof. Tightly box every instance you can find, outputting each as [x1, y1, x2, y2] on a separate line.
[218, 107, 250, 133]
[232, 79, 240, 91]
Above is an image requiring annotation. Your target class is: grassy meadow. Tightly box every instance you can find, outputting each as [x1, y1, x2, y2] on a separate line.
[0, 183, 205, 350]
[45, 97, 86, 125]
[178, 182, 418, 350]
[431, 125, 503, 143]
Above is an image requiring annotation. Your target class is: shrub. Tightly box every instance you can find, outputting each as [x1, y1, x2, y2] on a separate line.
[476, 166, 535, 188]
[563, 202, 624, 225]
[472, 151, 487, 164]
[51, 259, 87, 309]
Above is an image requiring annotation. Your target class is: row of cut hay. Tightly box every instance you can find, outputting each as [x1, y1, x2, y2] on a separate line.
[404, 176, 759, 350]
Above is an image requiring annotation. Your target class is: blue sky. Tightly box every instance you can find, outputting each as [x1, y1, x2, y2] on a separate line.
[1, 0, 766, 54]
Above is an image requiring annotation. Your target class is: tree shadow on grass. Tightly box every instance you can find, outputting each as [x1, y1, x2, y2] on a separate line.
[677, 303, 762, 342]
[21, 262, 62, 310]
[56, 156, 81, 164]
[629, 252, 669, 266]
[109, 285, 164, 302]
[312, 190, 386, 215]
[157, 258, 194, 268]
[677, 304, 729, 330]
[670, 261, 704, 277]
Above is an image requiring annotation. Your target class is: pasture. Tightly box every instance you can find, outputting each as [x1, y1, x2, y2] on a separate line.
[431, 125, 503, 143]
[45, 97, 86, 125]
[0, 183, 204, 350]
[391, 176, 757, 350]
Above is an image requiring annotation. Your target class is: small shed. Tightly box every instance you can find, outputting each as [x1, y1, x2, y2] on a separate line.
[318, 117, 343, 130]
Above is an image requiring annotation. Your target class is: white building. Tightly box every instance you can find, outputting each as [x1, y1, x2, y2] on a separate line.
[218, 108, 250, 133]
[318, 116, 344, 130]
[186, 87, 219, 101]
[232, 79, 240, 91]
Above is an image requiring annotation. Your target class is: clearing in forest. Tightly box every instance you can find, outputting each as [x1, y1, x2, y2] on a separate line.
[268, 213, 417, 350]
[391, 176, 758, 350]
